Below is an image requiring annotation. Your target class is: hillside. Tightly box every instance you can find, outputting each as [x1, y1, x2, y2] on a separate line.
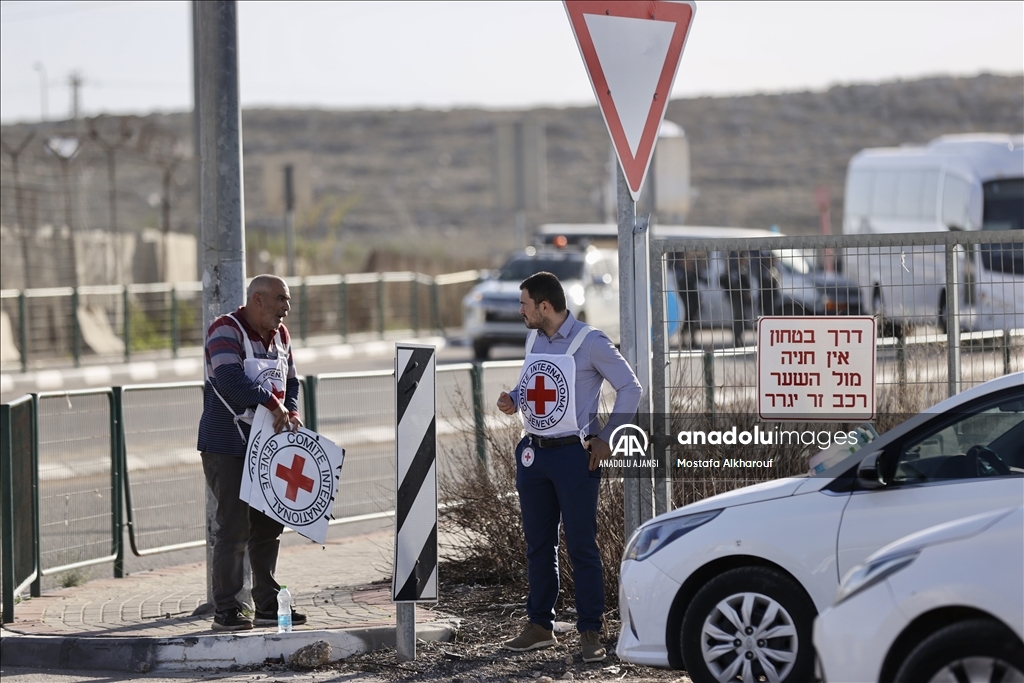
[1, 73, 1021, 278]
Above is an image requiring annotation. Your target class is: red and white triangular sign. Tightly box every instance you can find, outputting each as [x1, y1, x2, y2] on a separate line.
[565, 1, 695, 201]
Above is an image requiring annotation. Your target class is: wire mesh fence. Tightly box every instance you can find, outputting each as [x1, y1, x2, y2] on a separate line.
[35, 390, 119, 577]
[0, 271, 480, 371]
[120, 383, 205, 555]
[651, 230, 1024, 506]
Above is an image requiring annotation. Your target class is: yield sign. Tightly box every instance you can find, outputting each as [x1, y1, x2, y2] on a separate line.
[565, 1, 695, 201]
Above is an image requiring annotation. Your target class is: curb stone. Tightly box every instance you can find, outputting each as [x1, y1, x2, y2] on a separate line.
[0, 621, 458, 672]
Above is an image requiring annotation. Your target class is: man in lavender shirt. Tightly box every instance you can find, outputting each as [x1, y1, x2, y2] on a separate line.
[497, 271, 640, 663]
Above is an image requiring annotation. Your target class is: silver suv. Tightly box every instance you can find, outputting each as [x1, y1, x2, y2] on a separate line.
[462, 246, 619, 359]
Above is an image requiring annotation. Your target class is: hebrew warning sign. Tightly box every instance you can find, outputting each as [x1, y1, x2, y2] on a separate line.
[757, 317, 876, 421]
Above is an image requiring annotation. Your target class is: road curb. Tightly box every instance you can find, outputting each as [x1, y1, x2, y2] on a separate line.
[0, 620, 459, 672]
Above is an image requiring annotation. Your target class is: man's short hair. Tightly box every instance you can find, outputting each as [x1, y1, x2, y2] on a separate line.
[520, 271, 566, 312]
[247, 274, 286, 300]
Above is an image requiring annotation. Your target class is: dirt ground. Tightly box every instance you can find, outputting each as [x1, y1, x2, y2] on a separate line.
[251, 580, 692, 683]
[339, 581, 690, 683]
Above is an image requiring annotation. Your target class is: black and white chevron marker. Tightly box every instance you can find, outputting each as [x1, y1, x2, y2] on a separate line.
[392, 344, 437, 603]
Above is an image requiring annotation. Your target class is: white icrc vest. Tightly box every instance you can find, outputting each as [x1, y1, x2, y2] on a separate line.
[516, 324, 594, 437]
[209, 313, 290, 440]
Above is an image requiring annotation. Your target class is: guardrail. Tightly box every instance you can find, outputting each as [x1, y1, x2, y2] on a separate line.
[0, 360, 520, 621]
[0, 270, 480, 372]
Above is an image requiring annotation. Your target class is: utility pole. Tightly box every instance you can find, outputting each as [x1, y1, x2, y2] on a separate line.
[193, 0, 248, 614]
[68, 72, 83, 120]
[0, 133, 37, 289]
[89, 117, 133, 284]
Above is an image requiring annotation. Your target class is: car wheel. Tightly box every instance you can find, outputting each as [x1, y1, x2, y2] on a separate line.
[894, 619, 1024, 683]
[472, 339, 490, 361]
[680, 566, 814, 683]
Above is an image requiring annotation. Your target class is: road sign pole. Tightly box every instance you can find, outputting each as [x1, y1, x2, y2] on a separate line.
[565, 0, 695, 537]
[618, 166, 654, 540]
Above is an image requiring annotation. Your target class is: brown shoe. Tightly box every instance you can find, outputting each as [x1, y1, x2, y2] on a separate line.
[580, 630, 606, 662]
[502, 622, 557, 652]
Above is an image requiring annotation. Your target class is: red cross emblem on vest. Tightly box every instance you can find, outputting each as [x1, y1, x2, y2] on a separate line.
[526, 374, 558, 416]
[276, 454, 314, 501]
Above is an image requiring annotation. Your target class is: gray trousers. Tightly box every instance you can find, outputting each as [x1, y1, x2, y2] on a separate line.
[201, 452, 284, 615]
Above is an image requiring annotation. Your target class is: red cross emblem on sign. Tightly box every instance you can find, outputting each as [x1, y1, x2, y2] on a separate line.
[526, 375, 558, 415]
[276, 454, 314, 502]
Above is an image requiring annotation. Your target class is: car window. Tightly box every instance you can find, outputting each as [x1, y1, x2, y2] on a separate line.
[498, 257, 584, 282]
[894, 397, 1024, 483]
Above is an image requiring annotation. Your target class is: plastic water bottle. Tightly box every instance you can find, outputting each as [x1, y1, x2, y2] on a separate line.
[277, 585, 292, 633]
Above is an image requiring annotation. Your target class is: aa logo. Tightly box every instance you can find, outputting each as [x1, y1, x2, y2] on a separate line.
[609, 424, 649, 458]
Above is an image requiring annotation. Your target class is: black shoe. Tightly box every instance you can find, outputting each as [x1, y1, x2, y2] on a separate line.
[253, 609, 307, 627]
[212, 609, 253, 632]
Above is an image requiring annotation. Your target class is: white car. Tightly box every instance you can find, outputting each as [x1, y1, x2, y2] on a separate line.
[814, 506, 1024, 683]
[461, 245, 620, 359]
[616, 371, 1024, 683]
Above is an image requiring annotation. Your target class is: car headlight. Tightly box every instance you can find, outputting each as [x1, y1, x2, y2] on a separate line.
[623, 510, 721, 562]
[834, 549, 919, 605]
[568, 284, 586, 307]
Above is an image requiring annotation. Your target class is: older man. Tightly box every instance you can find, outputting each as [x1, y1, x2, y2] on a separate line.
[497, 271, 641, 662]
[198, 274, 306, 632]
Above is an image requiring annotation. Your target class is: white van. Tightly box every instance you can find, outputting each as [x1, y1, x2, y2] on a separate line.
[842, 134, 1024, 331]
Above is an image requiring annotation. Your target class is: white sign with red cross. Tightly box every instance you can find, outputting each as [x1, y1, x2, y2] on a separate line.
[242, 405, 345, 544]
[518, 360, 571, 432]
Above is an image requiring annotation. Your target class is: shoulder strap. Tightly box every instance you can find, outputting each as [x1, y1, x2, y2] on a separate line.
[525, 329, 538, 354]
[225, 313, 254, 359]
[565, 325, 595, 356]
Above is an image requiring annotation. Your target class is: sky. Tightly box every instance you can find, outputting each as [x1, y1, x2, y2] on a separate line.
[1, 1, 1022, 124]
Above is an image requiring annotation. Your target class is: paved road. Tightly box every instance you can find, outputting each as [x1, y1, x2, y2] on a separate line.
[1, 334, 531, 404]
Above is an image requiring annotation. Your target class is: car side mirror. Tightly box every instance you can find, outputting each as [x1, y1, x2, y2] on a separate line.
[856, 450, 887, 489]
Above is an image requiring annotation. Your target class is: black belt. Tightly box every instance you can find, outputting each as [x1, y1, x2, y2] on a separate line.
[529, 434, 591, 449]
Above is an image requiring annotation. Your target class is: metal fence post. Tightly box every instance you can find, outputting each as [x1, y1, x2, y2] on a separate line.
[1004, 329, 1012, 375]
[123, 286, 131, 364]
[944, 243, 961, 397]
[111, 387, 125, 578]
[339, 279, 348, 341]
[71, 287, 81, 368]
[431, 279, 441, 335]
[300, 279, 308, 344]
[1, 402, 16, 622]
[703, 350, 715, 417]
[18, 291, 27, 373]
[411, 277, 420, 335]
[896, 334, 907, 407]
[649, 243, 671, 516]
[2, 396, 38, 622]
[377, 274, 385, 339]
[470, 363, 487, 465]
[303, 375, 318, 433]
[171, 286, 179, 358]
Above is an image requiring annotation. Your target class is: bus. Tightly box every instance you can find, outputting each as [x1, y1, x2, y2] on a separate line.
[842, 134, 1023, 332]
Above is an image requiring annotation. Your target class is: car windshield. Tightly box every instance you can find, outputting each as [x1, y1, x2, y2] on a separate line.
[498, 256, 585, 282]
